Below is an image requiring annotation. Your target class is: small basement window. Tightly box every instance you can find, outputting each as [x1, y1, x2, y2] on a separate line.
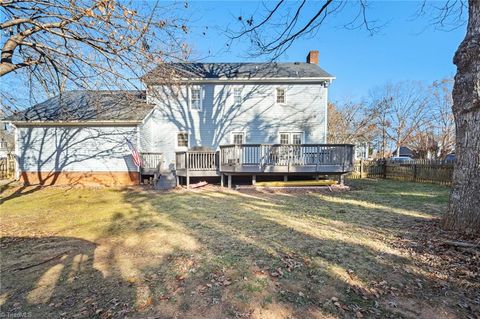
[276, 88, 286, 104]
[190, 88, 202, 110]
[177, 132, 188, 147]
[232, 132, 245, 145]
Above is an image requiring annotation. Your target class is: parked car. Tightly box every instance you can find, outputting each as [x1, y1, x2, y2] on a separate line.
[444, 153, 456, 163]
[389, 156, 413, 164]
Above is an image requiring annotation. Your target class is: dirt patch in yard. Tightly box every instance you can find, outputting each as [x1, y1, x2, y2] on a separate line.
[0, 179, 478, 318]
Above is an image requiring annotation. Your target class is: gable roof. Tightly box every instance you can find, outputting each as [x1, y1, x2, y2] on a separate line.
[5, 90, 154, 124]
[143, 62, 334, 83]
[392, 146, 414, 157]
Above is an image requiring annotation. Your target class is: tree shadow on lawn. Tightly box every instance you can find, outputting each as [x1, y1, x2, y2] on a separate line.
[0, 236, 135, 318]
[108, 188, 472, 318]
[1, 184, 474, 318]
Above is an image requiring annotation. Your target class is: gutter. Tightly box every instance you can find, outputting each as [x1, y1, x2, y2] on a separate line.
[144, 77, 336, 85]
[5, 120, 142, 127]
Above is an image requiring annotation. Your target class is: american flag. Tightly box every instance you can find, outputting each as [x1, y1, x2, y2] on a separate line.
[126, 138, 143, 168]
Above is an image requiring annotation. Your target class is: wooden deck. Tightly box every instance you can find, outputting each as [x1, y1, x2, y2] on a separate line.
[175, 150, 220, 177]
[219, 144, 354, 174]
[175, 144, 354, 183]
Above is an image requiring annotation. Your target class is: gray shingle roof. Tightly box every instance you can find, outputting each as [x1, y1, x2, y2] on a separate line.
[143, 62, 334, 83]
[6, 90, 153, 122]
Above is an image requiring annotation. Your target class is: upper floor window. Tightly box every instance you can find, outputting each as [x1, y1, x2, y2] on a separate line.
[190, 88, 202, 110]
[232, 132, 245, 145]
[276, 88, 286, 104]
[177, 132, 189, 147]
[233, 88, 242, 105]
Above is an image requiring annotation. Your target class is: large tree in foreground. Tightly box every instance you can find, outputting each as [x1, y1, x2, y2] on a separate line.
[232, 0, 479, 234]
[443, 0, 480, 234]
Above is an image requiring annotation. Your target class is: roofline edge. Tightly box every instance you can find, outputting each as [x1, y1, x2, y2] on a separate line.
[143, 77, 336, 85]
[6, 120, 142, 127]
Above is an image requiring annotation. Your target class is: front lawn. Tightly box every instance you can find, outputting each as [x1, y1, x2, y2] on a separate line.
[0, 180, 478, 318]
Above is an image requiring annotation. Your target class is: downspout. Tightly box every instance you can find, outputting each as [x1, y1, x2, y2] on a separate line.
[136, 124, 141, 179]
[12, 123, 19, 180]
[324, 82, 328, 144]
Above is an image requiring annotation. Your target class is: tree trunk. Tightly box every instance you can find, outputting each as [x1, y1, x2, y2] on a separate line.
[443, 0, 480, 234]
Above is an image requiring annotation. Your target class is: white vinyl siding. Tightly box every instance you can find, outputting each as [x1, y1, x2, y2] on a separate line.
[143, 82, 328, 167]
[16, 126, 138, 172]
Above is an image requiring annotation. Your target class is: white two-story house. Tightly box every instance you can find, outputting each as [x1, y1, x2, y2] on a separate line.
[5, 51, 354, 187]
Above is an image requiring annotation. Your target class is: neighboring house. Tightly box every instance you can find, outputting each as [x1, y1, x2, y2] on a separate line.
[354, 142, 370, 160]
[392, 146, 413, 158]
[0, 139, 8, 158]
[5, 51, 355, 187]
[0, 123, 14, 158]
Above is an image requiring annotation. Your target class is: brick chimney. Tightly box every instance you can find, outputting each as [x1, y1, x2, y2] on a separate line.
[306, 50, 319, 64]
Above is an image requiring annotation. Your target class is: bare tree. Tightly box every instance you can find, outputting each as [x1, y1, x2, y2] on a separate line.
[231, 0, 479, 234]
[0, 0, 190, 113]
[327, 101, 377, 144]
[430, 78, 455, 158]
[370, 81, 429, 157]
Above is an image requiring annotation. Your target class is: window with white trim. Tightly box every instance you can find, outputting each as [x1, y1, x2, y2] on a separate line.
[177, 132, 188, 147]
[279, 132, 302, 144]
[276, 88, 286, 104]
[232, 132, 245, 145]
[280, 133, 289, 145]
[190, 88, 202, 110]
[233, 88, 242, 105]
[292, 133, 302, 145]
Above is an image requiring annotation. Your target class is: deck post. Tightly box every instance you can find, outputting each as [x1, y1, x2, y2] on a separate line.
[186, 175, 190, 188]
[228, 174, 232, 189]
[252, 174, 256, 185]
[315, 174, 319, 181]
[220, 173, 224, 187]
[284, 175, 288, 182]
[360, 159, 364, 178]
[176, 175, 180, 187]
[339, 174, 345, 186]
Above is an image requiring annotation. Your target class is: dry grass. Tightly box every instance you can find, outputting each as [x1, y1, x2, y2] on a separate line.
[0, 179, 477, 318]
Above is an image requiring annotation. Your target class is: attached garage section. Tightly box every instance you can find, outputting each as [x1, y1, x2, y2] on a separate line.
[7, 90, 154, 186]
[15, 124, 140, 186]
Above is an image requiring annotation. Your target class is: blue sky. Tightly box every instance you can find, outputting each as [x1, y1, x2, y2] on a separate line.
[1, 1, 467, 109]
[185, 0, 466, 102]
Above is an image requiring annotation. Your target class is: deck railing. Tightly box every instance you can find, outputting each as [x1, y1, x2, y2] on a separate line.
[141, 152, 163, 174]
[175, 144, 354, 175]
[176, 150, 219, 172]
[220, 144, 354, 173]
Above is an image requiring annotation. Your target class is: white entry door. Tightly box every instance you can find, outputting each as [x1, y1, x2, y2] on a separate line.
[278, 132, 303, 164]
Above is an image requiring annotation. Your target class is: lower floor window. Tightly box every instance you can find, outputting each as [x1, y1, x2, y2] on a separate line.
[279, 132, 302, 144]
[177, 132, 188, 147]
